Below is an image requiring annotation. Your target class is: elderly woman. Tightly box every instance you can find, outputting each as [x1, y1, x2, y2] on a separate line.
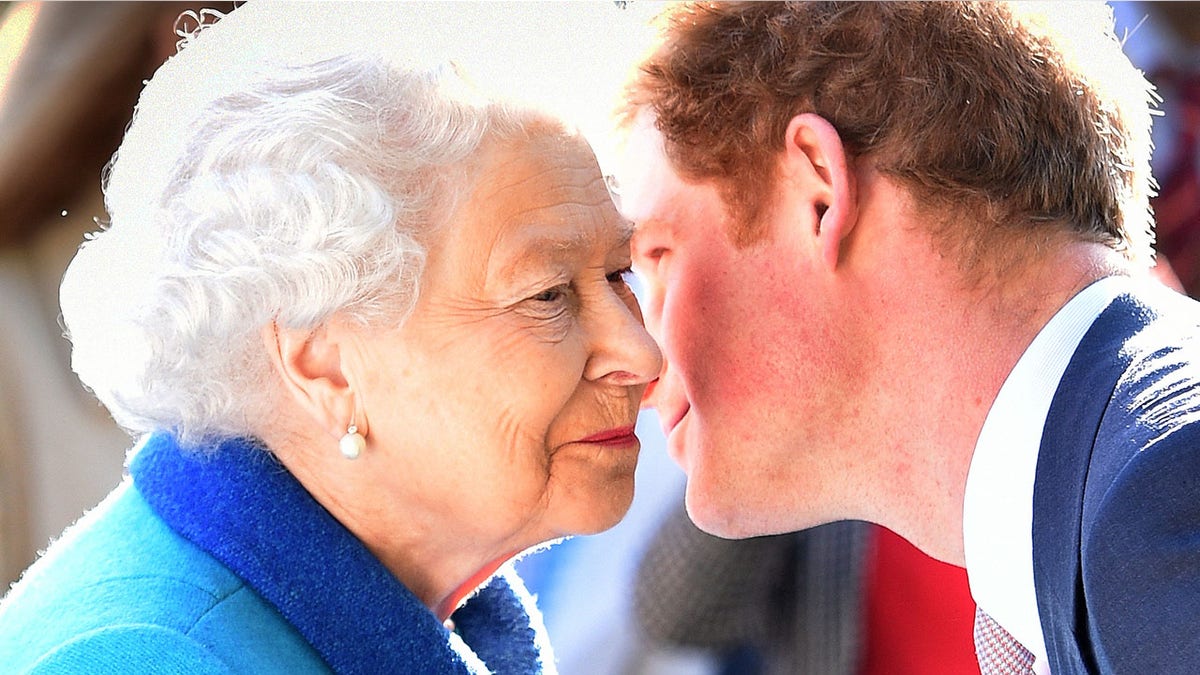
[0, 5, 660, 673]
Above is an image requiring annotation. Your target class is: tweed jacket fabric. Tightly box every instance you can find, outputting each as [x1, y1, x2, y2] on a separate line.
[0, 433, 555, 673]
[634, 505, 869, 675]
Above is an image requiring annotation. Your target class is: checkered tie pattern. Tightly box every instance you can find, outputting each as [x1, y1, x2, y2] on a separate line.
[974, 606, 1036, 675]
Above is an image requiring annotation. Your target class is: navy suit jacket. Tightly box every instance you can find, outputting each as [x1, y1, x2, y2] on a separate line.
[1034, 282, 1200, 673]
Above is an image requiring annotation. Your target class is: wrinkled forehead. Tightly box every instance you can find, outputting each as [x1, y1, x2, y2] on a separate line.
[439, 128, 634, 276]
[478, 128, 624, 222]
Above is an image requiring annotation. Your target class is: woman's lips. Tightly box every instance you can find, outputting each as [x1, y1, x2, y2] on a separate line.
[578, 425, 639, 447]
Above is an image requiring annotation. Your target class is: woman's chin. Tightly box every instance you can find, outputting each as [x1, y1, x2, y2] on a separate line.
[556, 481, 636, 537]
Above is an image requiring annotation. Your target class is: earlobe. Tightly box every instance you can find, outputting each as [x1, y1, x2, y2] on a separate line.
[783, 113, 858, 269]
[261, 321, 363, 441]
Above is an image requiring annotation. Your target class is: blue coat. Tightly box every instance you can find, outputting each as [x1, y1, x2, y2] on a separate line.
[0, 434, 554, 673]
[1034, 282, 1200, 673]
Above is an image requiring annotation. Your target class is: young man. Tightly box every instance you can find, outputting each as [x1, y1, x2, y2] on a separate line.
[617, 3, 1200, 673]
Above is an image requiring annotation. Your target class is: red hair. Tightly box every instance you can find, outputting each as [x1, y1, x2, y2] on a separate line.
[622, 1, 1155, 264]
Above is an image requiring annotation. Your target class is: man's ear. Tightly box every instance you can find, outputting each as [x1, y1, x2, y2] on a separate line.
[781, 113, 857, 269]
[261, 321, 362, 441]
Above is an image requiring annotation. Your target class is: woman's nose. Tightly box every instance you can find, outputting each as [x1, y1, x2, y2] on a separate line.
[584, 294, 664, 388]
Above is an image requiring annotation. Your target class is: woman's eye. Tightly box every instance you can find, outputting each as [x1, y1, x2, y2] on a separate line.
[606, 266, 634, 285]
[531, 285, 569, 304]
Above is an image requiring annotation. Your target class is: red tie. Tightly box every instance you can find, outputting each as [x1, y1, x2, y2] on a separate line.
[974, 607, 1036, 675]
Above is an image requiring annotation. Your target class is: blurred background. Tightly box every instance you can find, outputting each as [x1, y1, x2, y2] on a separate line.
[0, 3, 1195, 674]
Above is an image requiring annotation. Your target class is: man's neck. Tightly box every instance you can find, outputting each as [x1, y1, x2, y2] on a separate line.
[851, 239, 1128, 565]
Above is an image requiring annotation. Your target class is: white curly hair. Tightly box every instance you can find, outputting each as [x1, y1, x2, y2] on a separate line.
[60, 4, 535, 447]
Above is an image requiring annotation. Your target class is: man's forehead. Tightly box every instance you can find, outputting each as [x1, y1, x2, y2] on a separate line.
[613, 110, 683, 225]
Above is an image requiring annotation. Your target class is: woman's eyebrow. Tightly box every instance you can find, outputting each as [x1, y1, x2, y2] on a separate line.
[490, 222, 632, 284]
[487, 226, 590, 285]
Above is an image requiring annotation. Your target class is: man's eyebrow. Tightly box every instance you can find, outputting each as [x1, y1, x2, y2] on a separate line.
[628, 216, 658, 235]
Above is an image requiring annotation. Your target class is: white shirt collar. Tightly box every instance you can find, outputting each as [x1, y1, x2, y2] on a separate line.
[963, 275, 1127, 669]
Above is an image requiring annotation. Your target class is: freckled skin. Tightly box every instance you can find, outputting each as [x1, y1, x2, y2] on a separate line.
[345, 125, 662, 583]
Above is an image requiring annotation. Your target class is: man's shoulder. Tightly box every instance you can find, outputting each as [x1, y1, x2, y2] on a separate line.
[1076, 282, 1200, 542]
[1052, 284, 1200, 673]
[1069, 282, 1200, 440]
[0, 481, 323, 672]
[1039, 283, 1200, 501]
[1075, 383, 1200, 673]
[1101, 284, 1200, 456]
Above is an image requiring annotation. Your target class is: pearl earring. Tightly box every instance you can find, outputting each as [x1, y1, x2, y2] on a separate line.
[339, 422, 365, 460]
